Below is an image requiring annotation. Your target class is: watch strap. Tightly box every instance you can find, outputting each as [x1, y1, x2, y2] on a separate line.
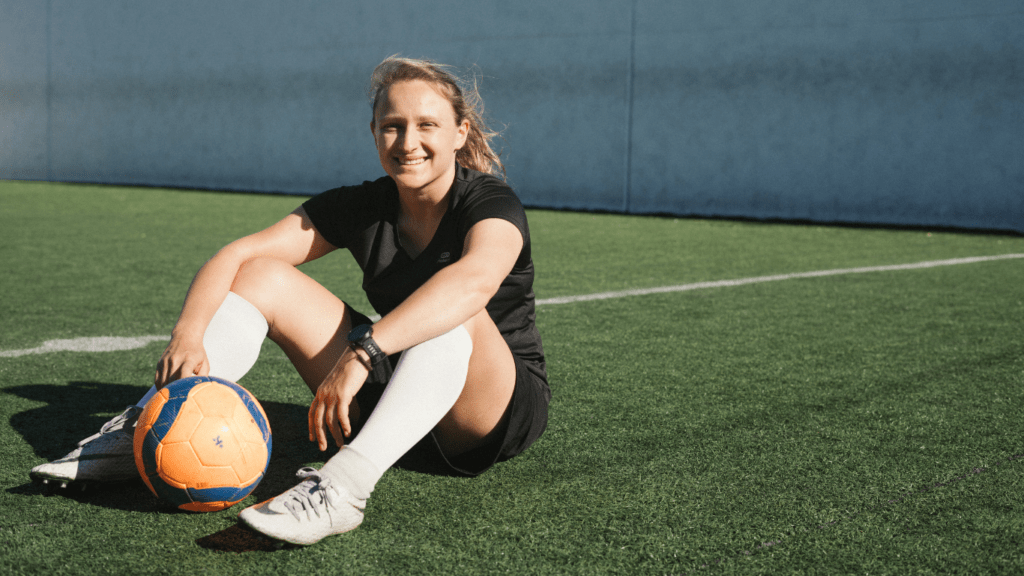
[348, 324, 387, 367]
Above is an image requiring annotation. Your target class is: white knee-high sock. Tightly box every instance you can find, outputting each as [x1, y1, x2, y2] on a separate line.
[320, 325, 473, 499]
[136, 291, 268, 407]
[202, 291, 268, 382]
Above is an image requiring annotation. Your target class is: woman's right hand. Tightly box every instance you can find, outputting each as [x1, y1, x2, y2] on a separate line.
[154, 335, 210, 388]
[308, 347, 371, 451]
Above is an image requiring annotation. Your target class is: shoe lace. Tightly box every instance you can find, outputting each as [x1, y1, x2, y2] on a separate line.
[282, 467, 337, 523]
[78, 405, 142, 446]
[103, 405, 142, 433]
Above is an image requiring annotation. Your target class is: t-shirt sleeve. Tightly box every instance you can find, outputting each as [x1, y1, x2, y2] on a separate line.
[302, 180, 387, 249]
[457, 181, 530, 244]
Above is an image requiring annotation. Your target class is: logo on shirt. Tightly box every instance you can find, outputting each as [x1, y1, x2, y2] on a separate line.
[437, 251, 452, 264]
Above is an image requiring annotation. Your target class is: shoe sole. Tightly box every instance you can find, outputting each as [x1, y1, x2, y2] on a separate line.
[30, 470, 141, 491]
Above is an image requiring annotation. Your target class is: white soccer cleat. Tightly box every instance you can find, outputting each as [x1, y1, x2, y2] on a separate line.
[238, 467, 365, 546]
[29, 405, 143, 487]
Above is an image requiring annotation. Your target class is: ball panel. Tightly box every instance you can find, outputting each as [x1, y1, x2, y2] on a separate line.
[181, 465, 241, 490]
[222, 379, 272, 442]
[190, 418, 242, 467]
[144, 467, 194, 507]
[134, 389, 170, 481]
[135, 388, 169, 437]
[191, 478, 258, 501]
[149, 379, 201, 441]
[232, 440, 270, 483]
[157, 441, 203, 487]
[190, 381, 243, 419]
[160, 399, 204, 444]
[137, 428, 164, 483]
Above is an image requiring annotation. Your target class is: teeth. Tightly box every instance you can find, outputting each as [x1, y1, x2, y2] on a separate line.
[399, 158, 426, 166]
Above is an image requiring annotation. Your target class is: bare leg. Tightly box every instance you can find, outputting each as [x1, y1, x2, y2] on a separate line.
[433, 307, 516, 456]
[228, 257, 355, 394]
[229, 256, 516, 458]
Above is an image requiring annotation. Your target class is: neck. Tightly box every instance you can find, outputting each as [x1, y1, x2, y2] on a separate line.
[396, 164, 457, 223]
[398, 188, 450, 224]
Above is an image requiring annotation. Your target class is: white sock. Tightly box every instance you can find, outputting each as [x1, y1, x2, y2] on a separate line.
[203, 291, 268, 382]
[137, 291, 268, 407]
[320, 325, 473, 499]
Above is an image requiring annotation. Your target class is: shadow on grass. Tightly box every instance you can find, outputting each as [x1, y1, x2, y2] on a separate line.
[5, 381, 459, 526]
[5, 382, 329, 510]
[6, 381, 145, 460]
[195, 524, 297, 552]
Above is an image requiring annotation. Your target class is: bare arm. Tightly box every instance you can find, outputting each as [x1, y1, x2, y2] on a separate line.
[155, 206, 335, 386]
[372, 217, 524, 354]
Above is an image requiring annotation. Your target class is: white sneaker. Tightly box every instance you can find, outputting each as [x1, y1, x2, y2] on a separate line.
[238, 467, 365, 546]
[29, 405, 142, 488]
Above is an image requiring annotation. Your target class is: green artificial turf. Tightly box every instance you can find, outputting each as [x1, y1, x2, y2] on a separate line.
[1, 180, 1023, 574]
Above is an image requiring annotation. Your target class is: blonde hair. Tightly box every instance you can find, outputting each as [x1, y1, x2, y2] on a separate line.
[369, 56, 505, 179]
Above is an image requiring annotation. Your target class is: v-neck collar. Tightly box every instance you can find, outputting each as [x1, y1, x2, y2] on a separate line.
[390, 165, 466, 261]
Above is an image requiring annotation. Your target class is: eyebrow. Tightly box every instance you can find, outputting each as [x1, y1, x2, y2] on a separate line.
[378, 113, 443, 124]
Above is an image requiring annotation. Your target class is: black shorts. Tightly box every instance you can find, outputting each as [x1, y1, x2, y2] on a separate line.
[347, 306, 550, 477]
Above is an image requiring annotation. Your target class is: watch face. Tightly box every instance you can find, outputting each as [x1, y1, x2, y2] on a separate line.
[349, 324, 372, 342]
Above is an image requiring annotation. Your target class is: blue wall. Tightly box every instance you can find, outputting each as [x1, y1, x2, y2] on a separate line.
[2, 1, 1021, 232]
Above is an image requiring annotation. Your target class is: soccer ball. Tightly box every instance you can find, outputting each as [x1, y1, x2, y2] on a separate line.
[133, 376, 272, 512]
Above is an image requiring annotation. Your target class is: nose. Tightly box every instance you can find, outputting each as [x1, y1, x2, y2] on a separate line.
[397, 127, 420, 152]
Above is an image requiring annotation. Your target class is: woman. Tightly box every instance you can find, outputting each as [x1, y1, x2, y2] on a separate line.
[30, 56, 550, 546]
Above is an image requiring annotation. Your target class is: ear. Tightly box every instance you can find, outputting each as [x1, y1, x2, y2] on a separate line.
[455, 118, 470, 150]
[370, 120, 377, 145]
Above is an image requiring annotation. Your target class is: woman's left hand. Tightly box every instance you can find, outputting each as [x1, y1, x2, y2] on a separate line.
[308, 348, 371, 451]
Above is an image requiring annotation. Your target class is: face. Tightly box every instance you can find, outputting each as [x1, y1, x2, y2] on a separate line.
[372, 79, 470, 198]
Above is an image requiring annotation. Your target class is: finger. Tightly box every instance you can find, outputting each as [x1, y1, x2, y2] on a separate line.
[339, 399, 351, 439]
[308, 399, 317, 443]
[157, 360, 177, 388]
[155, 355, 170, 387]
[173, 357, 200, 382]
[327, 404, 345, 448]
[314, 401, 328, 451]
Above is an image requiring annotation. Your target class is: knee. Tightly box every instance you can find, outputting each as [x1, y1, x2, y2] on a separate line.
[230, 257, 293, 308]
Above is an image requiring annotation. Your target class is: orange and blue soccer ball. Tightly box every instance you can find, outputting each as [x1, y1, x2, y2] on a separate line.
[133, 376, 272, 512]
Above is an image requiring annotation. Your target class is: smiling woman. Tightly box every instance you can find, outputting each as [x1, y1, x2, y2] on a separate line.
[368, 56, 504, 181]
[29, 56, 550, 547]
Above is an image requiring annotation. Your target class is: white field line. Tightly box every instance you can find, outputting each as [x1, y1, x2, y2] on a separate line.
[0, 335, 170, 358]
[536, 253, 1024, 306]
[2, 253, 1021, 358]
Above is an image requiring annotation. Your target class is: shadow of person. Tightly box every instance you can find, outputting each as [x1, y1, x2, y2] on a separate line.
[6, 381, 148, 461]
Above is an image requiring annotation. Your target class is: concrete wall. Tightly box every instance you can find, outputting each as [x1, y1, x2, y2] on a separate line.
[2, 1, 1021, 232]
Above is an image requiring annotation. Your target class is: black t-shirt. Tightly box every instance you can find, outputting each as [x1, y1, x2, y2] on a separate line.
[302, 165, 546, 375]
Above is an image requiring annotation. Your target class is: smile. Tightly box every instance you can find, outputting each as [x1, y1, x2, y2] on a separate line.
[397, 157, 427, 166]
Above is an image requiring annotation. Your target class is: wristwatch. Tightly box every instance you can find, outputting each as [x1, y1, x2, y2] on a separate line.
[347, 324, 387, 367]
